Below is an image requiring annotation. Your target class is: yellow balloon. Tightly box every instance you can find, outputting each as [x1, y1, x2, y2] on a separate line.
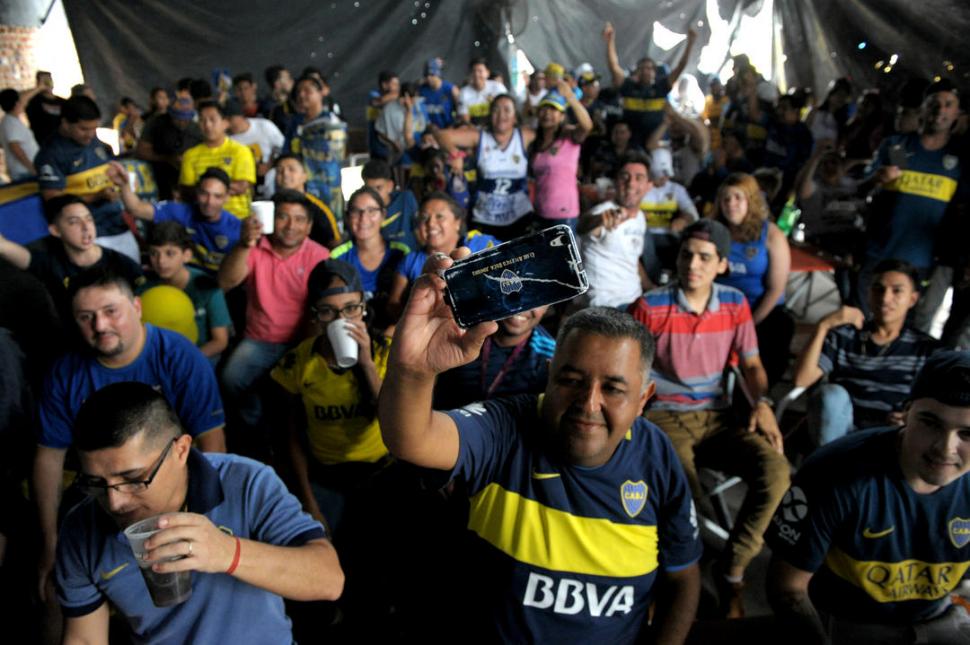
[139, 285, 199, 344]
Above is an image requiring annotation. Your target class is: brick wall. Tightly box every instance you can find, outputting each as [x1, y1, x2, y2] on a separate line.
[0, 23, 38, 91]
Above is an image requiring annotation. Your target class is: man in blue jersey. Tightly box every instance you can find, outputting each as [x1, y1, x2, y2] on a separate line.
[56, 382, 343, 643]
[768, 350, 970, 644]
[419, 57, 459, 130]
[33, 267, 226, 603]
[859, 79, 963, 314]
[108, 163, 240, 272]
[379, 251, 701, 644]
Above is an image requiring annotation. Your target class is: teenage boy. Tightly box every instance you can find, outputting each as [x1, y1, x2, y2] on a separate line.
[179, 100, 256, 219]
[142, 221, 231, 362]
[108, 162, 241, 272]
[361, 158, 419, 252]
[629, 219, 790, 618]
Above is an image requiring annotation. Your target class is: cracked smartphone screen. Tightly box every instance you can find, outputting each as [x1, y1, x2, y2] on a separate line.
[443, 225, 589, 328]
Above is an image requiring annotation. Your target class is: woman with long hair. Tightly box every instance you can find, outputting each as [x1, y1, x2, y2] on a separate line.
[529, 79, 593, 232]
[434, 94, 536, 239]
[714, 172, 793, 384]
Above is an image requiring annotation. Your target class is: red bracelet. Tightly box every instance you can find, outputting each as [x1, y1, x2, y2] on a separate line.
[225, 537, 241, 575]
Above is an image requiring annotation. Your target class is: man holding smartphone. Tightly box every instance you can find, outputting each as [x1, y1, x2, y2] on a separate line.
[379, 258, 701, 644]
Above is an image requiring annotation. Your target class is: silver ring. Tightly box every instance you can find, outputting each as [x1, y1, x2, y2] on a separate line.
[187, 541, 193, 556]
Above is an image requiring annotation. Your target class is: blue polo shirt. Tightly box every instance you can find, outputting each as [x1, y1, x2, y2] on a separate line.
[379, 189, 419, 252]
[40, 324, 224, 449]
[55, 450, 327, 643]
[35, 132, 128, 236]
[153, 201, 240, 273]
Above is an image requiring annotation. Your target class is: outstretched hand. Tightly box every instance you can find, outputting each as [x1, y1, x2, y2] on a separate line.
[389, 248, 498, 379]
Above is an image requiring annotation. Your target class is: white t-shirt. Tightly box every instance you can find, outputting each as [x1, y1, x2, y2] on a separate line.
[580, 206, 647, 308]
[1, 113, 39, 181]
[230, 117, 284, 164]
[458, 80, 509, 122]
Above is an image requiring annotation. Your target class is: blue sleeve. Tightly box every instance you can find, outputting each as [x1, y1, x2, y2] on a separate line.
[864, 137, 891, 179]
[817, 326, 845, 375]
[443, 398, 521, 495]
[55, 510, 106, 617]
[160, 330, 225, 435]
[244, 459, 327, 545]
[153, 201, 187, 223]
[398, 251, 425, 281]
[651, 426, 703, 570]
[34, 147, 66, 190]
[38, 362, 77, 449]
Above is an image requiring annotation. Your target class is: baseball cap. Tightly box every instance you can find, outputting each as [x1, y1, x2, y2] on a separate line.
[307, 259, 364, 300]
[574, 62, 599, 84]
[539, 92, 568, 112]
[924, 78, 959, 99]
[545, 62, 565, 79]
[680, 219, 731, 259]
[650, 148, 674, 178]
[909, 350, 970, 407]
[169, 96, 196, 120]
[424, 57, 443, 77]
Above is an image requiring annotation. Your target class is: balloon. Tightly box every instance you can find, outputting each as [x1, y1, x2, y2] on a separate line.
[139, 285, 199, 344]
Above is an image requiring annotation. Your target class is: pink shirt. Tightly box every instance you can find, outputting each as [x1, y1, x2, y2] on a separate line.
[531, 137, 581, 220]
[244, 236, 330, 343]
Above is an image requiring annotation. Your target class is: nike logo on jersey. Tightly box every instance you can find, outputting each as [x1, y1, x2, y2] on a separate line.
[531, 470, 561, 480]
[100, 563, 130, 580]
[863, 526, 895, 539]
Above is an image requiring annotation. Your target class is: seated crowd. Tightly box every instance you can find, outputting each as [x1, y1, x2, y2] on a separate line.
[0, 18, 969, 645]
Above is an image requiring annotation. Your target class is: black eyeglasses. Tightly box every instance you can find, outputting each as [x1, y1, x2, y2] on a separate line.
[311, 302, 366, 323]
[75, 438, 176, 496]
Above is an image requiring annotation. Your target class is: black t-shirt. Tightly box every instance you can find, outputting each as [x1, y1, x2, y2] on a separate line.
[139, 113, 203, 157]
[26, 93, 65, 146]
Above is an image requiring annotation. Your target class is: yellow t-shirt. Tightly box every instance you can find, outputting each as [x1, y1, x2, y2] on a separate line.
[179, 137, 256, 219]
[271, 335, 390, 465]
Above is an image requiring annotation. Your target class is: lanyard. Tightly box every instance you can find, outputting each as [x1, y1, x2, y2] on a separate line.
[480, 336, 529, 399]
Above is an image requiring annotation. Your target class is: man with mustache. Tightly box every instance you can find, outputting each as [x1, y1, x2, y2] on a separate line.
[768, 350, 970, 643]
[379, 255, 701, 644]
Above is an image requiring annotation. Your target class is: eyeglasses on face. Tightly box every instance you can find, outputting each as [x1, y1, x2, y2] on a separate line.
[75, 437, 177, 496]
[311, 302, 366, 323]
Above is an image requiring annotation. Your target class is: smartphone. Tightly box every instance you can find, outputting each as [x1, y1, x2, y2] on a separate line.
[888, 143, 908, 169]
[443, 225, 589, 327]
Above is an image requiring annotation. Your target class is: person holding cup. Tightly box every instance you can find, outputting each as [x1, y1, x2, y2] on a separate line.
[56, 382, 343, 644]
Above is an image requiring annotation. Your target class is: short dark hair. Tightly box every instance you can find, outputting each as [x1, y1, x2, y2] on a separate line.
[74, 382, 184, 452]
[198, 166, 231, 190]
[148, 220, 193, 250]
[196, 99, 225, 118]
[176, 77, 193, 92]
[872, 258, 921, 291]
[62, 96, 101, 123]
[361, 158, 393, 181]
[556, 307, 656, 385]
[616, 150, 652, 177]
[469, 57, 488, 70]
[232, 72, 254, 86]
[264, 64, 287, 86]
[119, 96, 136, 108]
[0, 88, 19, 113]
[347, 186, 386, 212]
[188, 78, 213, 100]
[295, 75, 323, 92]
[67, 266, 134, 306]
[420, 191, 465, 222]
[378, 70, 398, 85]
[273, 188, 310, 212]
[274, 152, 305, 169]
[44, 194, 87, 224]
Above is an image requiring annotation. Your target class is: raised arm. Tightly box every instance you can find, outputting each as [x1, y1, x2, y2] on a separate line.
[667, 27, 698, 86]
[0, 232, 31, 270]
[555, 79, 593, 143]
[378, 250, 497, 470]
[106, 161, 155, 220]
[218, 215, 261, 290]
[603, 22, 626, 88]
[792, 306, 864, 388]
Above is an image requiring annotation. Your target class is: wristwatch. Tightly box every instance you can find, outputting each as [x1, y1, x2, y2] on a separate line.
[757, 396, 774, 408]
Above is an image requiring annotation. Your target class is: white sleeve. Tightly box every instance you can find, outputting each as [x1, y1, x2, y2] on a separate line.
[674, 183, 699, 221]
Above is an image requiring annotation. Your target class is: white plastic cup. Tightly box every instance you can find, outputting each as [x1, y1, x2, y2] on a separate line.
[251, 201, 275, 234]
[327, 318, 358, 368]
[127, 170, 138, 193]
[123, 515, 193, 607]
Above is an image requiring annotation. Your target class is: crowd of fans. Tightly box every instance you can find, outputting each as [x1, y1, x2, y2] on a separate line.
[0, 18, 969, 644]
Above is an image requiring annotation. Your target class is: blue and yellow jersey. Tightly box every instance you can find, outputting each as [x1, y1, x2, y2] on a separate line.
[865, 133, 963, 269]
[619, 77, 671, 144]
[444, 394, 701, 643]
[767, 426, 970, 624]
[179, 137, 256, 220]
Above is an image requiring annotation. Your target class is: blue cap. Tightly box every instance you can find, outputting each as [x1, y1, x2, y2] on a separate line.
[539, 91, 568, 112]
[424, 58, 443, 77]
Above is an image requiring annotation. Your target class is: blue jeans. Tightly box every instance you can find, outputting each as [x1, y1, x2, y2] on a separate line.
[220, 338, 290, 427]
[807, 384, 854, 447]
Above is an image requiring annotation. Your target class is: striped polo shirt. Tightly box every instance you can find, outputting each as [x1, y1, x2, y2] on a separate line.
[628, 283, 758, 411]
[819, 324, 940, 421]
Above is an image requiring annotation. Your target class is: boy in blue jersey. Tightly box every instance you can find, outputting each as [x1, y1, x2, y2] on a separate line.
[768, 351, 970, 643]
[379, 250, 701, 644]
[362, 158, 419, 252]
[419, 57, 459, 130]
[108, 162, 241, 272]
[33, 267, 227, 604]
[56, 383, 343, 644]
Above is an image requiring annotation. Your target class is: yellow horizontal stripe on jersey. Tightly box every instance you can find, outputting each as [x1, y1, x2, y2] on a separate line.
[468, 103, 491, 118]
[887, 170, 958, 203]
[641, 200, 678, 229]
[825, 547, 970, 603]
[0, 180, 39, 204]
[621, 97, 666, 112]
[468, 482, 659, 577]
